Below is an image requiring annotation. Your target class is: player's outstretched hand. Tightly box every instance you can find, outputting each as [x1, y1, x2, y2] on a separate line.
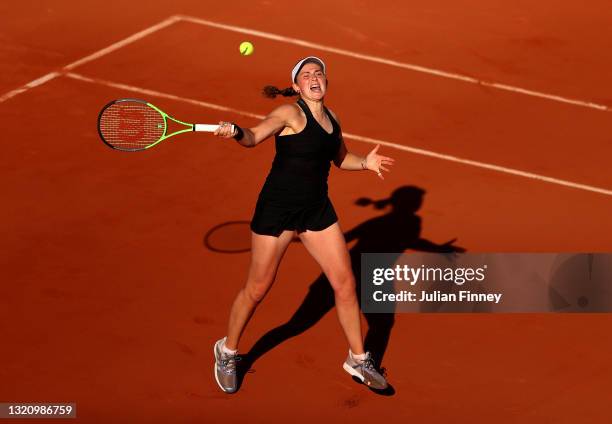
[365, 144, 395, 179]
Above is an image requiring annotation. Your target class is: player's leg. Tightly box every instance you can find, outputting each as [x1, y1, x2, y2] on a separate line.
[225, 230, 295, 349]
[299, 223, 388, 389]
[214, 230, 294, 393]
[298, 223, 363, 352]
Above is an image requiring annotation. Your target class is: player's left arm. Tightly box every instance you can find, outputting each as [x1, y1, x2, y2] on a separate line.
[330, 109, 395, 179]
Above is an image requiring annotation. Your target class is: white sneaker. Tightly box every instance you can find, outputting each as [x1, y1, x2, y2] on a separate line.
[213, 337, 240, 393]
[342, 351, 388, 390]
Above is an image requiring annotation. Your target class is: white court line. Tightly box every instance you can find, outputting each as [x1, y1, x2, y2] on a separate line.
[65, 72, 612, 197]
[2, 13, 610, 114]
[0, 72, 61, 103]
[66, 72, 264, 119]
[0, 16, 180, 105]
[63, 16, 181, 70]
[176, 14, 610, 112]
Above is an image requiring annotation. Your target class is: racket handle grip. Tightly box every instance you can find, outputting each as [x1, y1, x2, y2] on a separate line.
[194, 124, 235, 133]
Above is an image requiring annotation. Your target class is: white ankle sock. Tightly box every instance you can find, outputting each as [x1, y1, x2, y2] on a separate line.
[350, 350, 366, 362]
[222, 339, 238, 355]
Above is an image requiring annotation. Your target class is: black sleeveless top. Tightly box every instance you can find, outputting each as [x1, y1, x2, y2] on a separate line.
[250, 99, 342, 236]
[265, 99, 341, 198]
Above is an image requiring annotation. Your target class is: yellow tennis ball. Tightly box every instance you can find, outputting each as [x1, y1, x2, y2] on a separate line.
[239, 41, 254, 56]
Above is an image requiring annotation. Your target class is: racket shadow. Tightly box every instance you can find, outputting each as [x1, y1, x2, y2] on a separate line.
[238, 185, 466, 394]
[203, 221, 252, 254]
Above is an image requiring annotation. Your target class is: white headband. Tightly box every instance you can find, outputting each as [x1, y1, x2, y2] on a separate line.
[291, 56, 326, 82]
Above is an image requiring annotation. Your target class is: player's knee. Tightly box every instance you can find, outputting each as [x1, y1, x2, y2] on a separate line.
[243, 284, 266, 303]
[332, 274, 356, 303]
[244, 276, 273, 303]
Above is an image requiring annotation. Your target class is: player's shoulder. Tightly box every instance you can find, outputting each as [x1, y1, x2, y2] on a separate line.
[270, 102, 302, 118]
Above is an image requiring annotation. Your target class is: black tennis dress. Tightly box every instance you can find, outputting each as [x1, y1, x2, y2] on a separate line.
[250, 98, 341, 237]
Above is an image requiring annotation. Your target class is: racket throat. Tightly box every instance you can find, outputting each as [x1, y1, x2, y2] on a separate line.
[161, 116, 194, 141]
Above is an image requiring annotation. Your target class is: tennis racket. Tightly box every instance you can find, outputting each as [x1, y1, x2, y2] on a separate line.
[97, 98, 233, 152]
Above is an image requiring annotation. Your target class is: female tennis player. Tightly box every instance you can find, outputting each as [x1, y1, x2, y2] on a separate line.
[212, 56, 395, 393]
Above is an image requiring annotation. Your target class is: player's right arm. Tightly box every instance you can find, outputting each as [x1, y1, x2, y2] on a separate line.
[215, 104, 300, 148]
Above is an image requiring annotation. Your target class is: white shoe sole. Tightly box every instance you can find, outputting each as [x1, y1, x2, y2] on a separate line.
[343, 362, 389, 389]
[213, 341, 224, 391]
[213, 340, 235, 393]
[343, 362, 366, 383]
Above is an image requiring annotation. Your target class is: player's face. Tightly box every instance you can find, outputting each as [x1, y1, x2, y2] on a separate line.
[293, 63, 327, 100]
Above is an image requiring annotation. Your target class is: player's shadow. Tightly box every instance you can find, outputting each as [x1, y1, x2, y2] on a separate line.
[238, 185, 465, 394]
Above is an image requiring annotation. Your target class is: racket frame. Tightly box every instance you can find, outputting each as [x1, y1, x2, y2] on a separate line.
[97, 98, 231, 152]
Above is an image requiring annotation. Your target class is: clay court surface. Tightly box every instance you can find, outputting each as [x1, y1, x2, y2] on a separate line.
[2, 1, 612, 422]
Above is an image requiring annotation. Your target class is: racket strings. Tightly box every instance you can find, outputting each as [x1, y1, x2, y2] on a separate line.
[99, 102, 165, 150]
